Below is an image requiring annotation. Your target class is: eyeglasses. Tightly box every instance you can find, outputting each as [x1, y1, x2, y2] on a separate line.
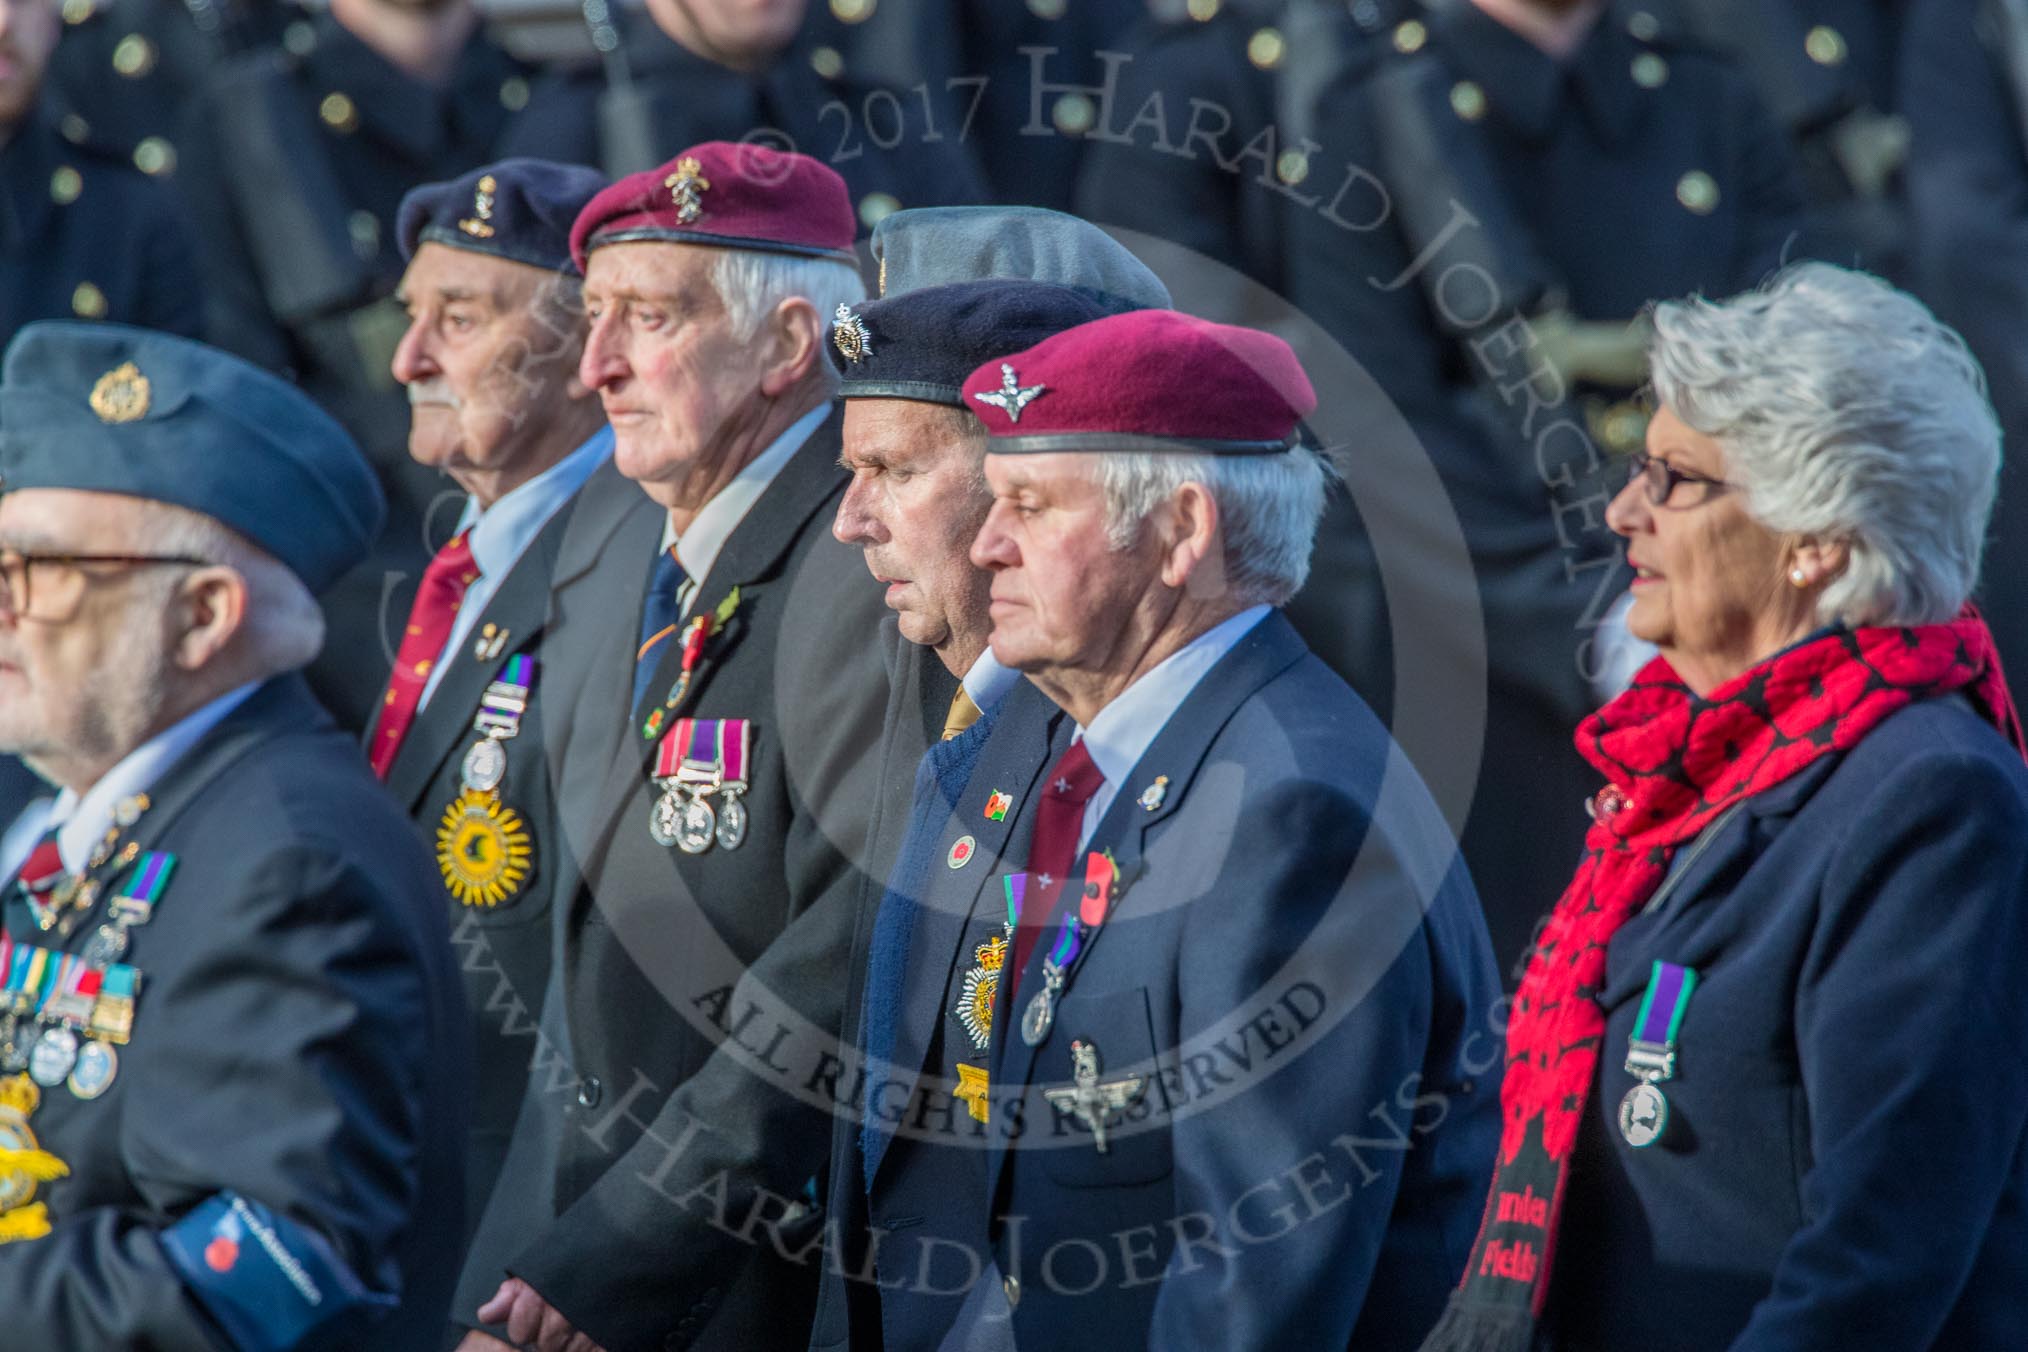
[0, 549, 210, 622]
[1625, 448, 1733, 508]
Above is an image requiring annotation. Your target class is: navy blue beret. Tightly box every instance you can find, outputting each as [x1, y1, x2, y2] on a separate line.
[831, 279, 1117, 405]
[398, 157, 608, 276]
[870, 206, 1172, 311]
[0, 322, 385, 594]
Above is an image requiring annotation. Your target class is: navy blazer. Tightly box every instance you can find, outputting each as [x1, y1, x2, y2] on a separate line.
[1544, 696, 2028, 1351]
[984, 613, 1504, 1350]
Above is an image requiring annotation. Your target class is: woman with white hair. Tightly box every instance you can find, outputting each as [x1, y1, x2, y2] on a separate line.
[1422, 262, 2028, 1352]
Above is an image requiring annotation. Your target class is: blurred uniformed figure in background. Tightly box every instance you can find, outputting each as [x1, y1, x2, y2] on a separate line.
[1643, 0, 1907, 279]
[497, 0, 986, 233]
[0, 0, 203, 343]
[1284, 0, 1808, 968]
[175, 0, 530, 734]
[42, 0, 286, 187]
[1900, 0, 2028, 682]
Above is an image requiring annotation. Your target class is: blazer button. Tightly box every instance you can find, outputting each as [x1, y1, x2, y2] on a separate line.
[1002, 1273, 1021, 1309]
[578, 1075, 603, 1109]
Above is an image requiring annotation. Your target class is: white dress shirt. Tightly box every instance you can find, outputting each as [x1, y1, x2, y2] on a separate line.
[421, 425, 614, 708]
[1073, 605, 1271, 849]
[0, 680, 262, 881]
[657, 403, 830, 617]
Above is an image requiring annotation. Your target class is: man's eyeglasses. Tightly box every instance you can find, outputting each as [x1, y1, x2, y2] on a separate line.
[0, 549, 210, 621]
[1625, 448, 1733, 508]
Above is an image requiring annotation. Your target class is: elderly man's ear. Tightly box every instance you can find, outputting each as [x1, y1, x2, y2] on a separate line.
[171, 568, 250, 671]
[1159, 481, 1229, 600]
[757, 296, 826, 399]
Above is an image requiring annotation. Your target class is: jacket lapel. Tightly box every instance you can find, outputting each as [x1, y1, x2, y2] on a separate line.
[624, 405, 849, 749]
[986, 613, 1309, 1202]
[382, 499, 574, 809]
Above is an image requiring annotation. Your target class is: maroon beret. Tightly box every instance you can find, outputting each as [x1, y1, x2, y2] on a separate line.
[962, 310, 1316, 455]
[569, 140, 856, 271]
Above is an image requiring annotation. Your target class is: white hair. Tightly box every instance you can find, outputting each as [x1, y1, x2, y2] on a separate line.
[147, 503, 326, 675]
[1649, 262, 2001, 627]
[710, 249, 865, 392]
[1090, 446, 1331, 606]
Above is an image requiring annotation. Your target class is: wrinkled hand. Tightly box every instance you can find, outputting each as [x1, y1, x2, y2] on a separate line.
[477, 1278, 608, 1352]
[453, 1332, 519, 1352]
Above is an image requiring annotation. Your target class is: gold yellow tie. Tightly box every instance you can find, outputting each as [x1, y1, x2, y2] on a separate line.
[942, 687, 985, 741]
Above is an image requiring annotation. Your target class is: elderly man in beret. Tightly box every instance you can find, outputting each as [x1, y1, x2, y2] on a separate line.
[943, 310, 1504, 1349]
[376, 157, 671, 1352]
[470, 141, 891, 1352]
[0, 322, 470, 1348]
[812, 207, 1175, 1351]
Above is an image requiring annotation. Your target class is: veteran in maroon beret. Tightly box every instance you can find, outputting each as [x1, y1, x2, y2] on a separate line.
[469, 142, 892, 1352]
[952, 310, 1504, 1350]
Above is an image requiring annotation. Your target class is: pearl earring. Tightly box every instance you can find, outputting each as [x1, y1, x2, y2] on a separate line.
[1789, 567, 1808, 587]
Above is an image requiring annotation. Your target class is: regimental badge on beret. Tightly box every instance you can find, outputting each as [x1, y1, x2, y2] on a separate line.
[88, 362, 150, 424]
[459, 174, 498, 240]
[972, 363, 1046, 424]
[664, 156, 711, 225]
[832, 304, 873, 363]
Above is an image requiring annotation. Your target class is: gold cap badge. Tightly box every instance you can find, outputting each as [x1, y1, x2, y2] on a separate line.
[459, 173, 498, 239]
[88, 362, 150, 423]
[664, 156, 711, 225]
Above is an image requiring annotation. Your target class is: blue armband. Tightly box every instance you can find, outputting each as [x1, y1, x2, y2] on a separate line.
[160, 1191, 395, 1351]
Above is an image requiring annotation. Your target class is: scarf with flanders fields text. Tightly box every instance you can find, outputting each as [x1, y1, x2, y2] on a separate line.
[1420, 612, 2025, 1352]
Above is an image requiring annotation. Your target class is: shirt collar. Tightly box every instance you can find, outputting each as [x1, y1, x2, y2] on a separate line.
[458, 425, 613, 582]
[659, 403, 830, 585]
[48, 681, 263, 874]
[1075, 605, 1271, 793]
[963, 645, 1024, 713]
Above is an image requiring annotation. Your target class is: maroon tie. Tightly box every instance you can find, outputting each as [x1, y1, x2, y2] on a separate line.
[1009, 740, 1106, 997]
[370, 533, 479, 779]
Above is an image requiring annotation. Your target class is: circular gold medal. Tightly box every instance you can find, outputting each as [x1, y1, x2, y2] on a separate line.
[435, 788, 534, 908]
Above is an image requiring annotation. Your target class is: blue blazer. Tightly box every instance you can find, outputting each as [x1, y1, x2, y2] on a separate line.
[810, 680, 1068, 1352]
[984, 612, 1504, 1350]
[1544, 696, 2028, 1351]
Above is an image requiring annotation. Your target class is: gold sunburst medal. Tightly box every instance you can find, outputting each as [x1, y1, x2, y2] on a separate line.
[0, 1074, 65, 1244]
[436, 788, 534, 908]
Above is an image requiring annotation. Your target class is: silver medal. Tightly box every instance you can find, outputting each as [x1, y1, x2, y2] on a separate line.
[1020, 987, 1055, 1047]
[29, 1026, 79, 1088]
[0, 1016, 26, 1073]
[67, 1039, 118, 1100]
[716, 792, 748, 851]
[676, 793, 717, 855]
[1618, 1081, 1669, 1148]
[462, 737, 507, 793]
[648, 786, 686, 847]
[81, 923, 127, 970]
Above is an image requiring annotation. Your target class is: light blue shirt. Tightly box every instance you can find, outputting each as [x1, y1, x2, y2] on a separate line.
[1074, 605, 1271, 849]
[964, 646, 1023, 714]
[422, 426, 614, 708]
[0, 681, 263, 881]
[657, 403, 830, 618]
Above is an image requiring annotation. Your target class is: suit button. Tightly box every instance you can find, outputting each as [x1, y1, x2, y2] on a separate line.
[1002, 1273, 1020, 1308]
[578, 1076, 603, 1109]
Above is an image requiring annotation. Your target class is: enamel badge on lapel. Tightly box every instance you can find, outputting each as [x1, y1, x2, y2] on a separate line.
[437, 655, 538, 906]
[1137, 776, 1168, 812]
[648, 718, 753, 853]
[983, 790, 1012, 822]
[1042, 1039, 1145, 1155]
[947, 836, 976, 870]
[472, 622, 510, 664]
